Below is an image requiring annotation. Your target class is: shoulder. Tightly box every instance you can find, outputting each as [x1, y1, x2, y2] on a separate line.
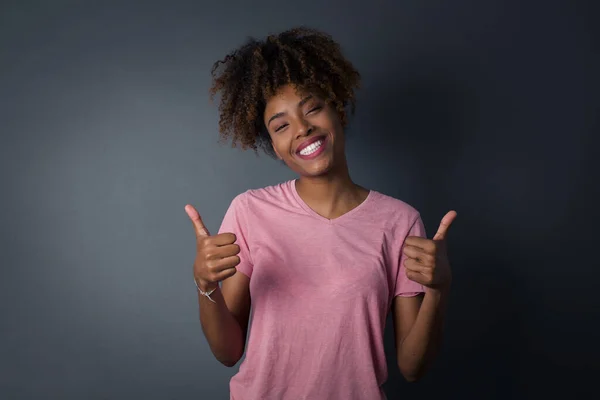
[371, 190, 419, 214]
[368, 190, 422, 232]
[232, 180, 294, 208]
[370, 190, 420, 220]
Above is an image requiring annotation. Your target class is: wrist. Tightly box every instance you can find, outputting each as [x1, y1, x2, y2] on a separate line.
[195, 278, 218, 293]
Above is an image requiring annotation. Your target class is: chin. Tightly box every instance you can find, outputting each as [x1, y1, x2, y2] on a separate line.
[299, 160, 335, 177]
[285, 159, 331, 177]
[302, 170, 331, 178]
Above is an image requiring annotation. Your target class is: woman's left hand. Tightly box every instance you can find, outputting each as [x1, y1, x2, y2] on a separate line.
[402, 211, 457, 293]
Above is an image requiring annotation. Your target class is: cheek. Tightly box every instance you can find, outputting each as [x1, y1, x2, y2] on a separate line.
[270, 137, 288, 159]
[323, 110, 343, 133]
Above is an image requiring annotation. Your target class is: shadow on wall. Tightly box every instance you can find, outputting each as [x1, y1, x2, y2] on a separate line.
[359, 72, 529, 398]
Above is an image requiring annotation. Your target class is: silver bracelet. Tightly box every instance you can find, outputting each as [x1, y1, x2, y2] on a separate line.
[194, 279, 217, 303]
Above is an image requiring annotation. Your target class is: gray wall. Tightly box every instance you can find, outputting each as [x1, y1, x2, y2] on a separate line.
[1, 0, 597, 399]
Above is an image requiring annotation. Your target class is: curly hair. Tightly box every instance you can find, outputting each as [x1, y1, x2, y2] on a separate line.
[209, 27, 361, 158]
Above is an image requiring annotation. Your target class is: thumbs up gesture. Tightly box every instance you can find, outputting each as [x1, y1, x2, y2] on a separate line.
[184, 204, 241, 292]
[403, 211, 457, 292]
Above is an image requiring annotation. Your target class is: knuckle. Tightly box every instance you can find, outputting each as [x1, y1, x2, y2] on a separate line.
[198, 236, 211, 248]
[205, 260, 217, 271]
[207, 267, 219, 279]
[225, 268, 237, 278]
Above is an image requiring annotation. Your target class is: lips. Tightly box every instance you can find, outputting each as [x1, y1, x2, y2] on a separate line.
[296, 135, 326, 154]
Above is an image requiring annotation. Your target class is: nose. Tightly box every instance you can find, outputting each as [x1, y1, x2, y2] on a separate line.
[295, 118, 314, 140]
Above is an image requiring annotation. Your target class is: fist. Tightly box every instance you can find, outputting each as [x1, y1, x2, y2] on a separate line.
[403, 210, 457, 292]
[184, 204, 241, 291]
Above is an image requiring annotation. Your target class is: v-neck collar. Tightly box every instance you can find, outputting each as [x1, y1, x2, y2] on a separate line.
[289, 179, 374, 225]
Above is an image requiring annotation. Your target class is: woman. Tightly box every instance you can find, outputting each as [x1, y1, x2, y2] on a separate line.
[184, 27, 456, 400]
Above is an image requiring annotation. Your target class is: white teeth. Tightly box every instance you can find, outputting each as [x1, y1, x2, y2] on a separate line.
[299, 140, 323, 156]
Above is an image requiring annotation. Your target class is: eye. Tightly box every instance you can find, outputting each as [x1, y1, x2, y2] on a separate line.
[307, 105, 322, 114]
[275, 123, 288, 132]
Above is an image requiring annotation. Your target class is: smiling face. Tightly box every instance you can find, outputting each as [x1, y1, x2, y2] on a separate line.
[264, 84, 347, 177]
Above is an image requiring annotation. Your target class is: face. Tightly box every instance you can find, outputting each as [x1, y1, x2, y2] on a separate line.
[263, 84, 346, 177]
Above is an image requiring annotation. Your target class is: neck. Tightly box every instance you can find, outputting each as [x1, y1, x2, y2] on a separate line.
[295, 163, 368, 219]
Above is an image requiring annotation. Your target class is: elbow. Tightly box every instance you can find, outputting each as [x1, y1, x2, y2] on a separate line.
[402, 372, 421, 383]
[218, 352, 242, 367]
[220, 359, 239, 368]
[216, 348, 244, 368]
[398, 362, 424, 383]
[210, 333, 246, 368]
[400, 370, 421, 383]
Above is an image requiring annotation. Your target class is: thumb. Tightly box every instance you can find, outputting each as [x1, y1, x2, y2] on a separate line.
[432, 210, 457, 241]
[184, 204, 210, 238]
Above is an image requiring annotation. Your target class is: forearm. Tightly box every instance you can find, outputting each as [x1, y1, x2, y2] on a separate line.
[397, 289, 449, 381]
[198, 285, 245, 367]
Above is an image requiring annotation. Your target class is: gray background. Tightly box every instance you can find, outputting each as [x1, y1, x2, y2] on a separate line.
[1, 0, 597, 399]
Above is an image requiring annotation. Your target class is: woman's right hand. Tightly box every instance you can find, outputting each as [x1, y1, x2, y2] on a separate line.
[184, 204, 241, 292]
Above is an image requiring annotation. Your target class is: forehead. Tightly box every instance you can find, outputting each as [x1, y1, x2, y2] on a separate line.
[263, 85, 318, 121]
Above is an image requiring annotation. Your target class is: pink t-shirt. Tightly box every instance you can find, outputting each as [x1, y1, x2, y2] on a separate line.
[218, 179, 426, 400]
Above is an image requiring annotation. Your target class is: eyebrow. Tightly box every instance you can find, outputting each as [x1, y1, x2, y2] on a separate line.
[267, 95, 314, 127]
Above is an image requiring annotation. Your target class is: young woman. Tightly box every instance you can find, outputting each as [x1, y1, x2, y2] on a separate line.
[184, 27, 456, 400]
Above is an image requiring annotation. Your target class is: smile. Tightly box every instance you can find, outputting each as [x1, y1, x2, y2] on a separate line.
[299, 139, 323, 156]
[296, 136, 328, 160]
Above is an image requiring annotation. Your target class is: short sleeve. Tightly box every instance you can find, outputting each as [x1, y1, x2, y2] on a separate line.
[394, 214, 427, 297]
[217, 193, 254, 279]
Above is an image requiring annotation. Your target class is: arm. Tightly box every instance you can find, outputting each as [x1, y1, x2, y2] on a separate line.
[185, 198, 253, 368]
[392, 289, 449, 382]
[198, 272, 251, 367]
[392, 210, 456, 381]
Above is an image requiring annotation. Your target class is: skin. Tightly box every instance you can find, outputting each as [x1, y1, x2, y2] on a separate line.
[185, 83, 456, 382]
[265, 84, 370, 218]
